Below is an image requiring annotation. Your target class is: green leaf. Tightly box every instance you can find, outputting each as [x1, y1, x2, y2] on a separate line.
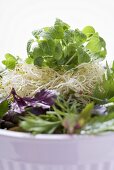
[2, 53, 17, 69]
[78, 103, 94, 127]
[93, 80, 114, 100]
[77, 47, 90, 64]
[39, 39, 55, 55]
[82, 26, 95, 37]
[0, 100, 9, 118]
[25, 57, 33, 64]
[66, 43, 77, 56]
[32, 47, 44, 58]
[32, 29, 42, 39]
[86, 33, 107, 59]
[86, 33, 101, 52]
[74, 29, 87, 45]
[40, 30, 52, 40]
[20, 115, 60, 134]
[83, 118, 114, 135]
[80, 102, 94, 118]
[64, 30, 74, 43]
[109, 97, 114, 102]
[27, 39, 34, 55]
[54, 18, 70, 30]
[90, 111, 114, 124]
[106, 61, 112, 79]
[34, 56, 43, 66]
[111, 61, 114, 72]
[99, 37, 107, 58]
[48, 26, 64, 39]
[54, 42, 63, 60]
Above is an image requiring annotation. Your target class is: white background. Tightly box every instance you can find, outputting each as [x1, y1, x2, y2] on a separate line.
[0, 0, 114, 64]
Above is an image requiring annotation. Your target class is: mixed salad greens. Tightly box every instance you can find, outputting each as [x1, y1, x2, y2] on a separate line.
[0, 19, 114, 135]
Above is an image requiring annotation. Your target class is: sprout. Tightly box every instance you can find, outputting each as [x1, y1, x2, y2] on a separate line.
[0, 62, 104, 101]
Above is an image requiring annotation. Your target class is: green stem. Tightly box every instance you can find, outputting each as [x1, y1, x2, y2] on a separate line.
[65, 52, 77, 65]
[83, 94, 103, 102]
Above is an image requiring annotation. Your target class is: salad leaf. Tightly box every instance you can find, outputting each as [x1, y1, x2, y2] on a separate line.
[2, 53, 17, 69]
[74, 29, 87, 45]
[77, 47, 90, 64]
[27, 39, 34, 55]
[34, 89, 57, 107]
[10, 88, 57, 114]
[82, 26, 95, 37]
[48, 25, 64, 39]
[25, 57, 33, 64]
[34, 56, 43, 66]
[20, 114, 60, 134]
[38, 39, 55, 56]
[0, 99, 9, 118]
[82, 119, 114, 135]
[54, 18, 70, 30]
[86, 33, 107, 59]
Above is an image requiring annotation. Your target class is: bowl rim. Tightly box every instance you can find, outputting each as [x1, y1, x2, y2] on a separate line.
[0, 129, 113, 141]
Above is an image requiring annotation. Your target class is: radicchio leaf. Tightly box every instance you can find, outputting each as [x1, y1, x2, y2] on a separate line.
[10, 88, 57, 114]
[34, 89, 57, 108]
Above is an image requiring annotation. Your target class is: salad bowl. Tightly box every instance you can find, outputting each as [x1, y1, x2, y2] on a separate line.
[0, 130, 114, 170]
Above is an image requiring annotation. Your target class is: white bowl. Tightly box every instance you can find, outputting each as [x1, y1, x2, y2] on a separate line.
[0, 129, 114, 170]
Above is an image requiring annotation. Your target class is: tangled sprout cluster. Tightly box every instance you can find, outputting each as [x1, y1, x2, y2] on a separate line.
[0, 62, 104, 99]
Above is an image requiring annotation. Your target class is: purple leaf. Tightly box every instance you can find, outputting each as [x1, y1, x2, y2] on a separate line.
[92, 105, 107, 116]
[10, 88, 28, 113]
[28, 107, 45, 115]
[10, 88, 57, 114]
[34, 89, 57, 106]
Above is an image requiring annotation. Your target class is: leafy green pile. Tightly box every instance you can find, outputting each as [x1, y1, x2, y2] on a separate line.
[1, 18, 114, 135]
[26, 19, 106, 70]
[19, 63, 114, 135]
